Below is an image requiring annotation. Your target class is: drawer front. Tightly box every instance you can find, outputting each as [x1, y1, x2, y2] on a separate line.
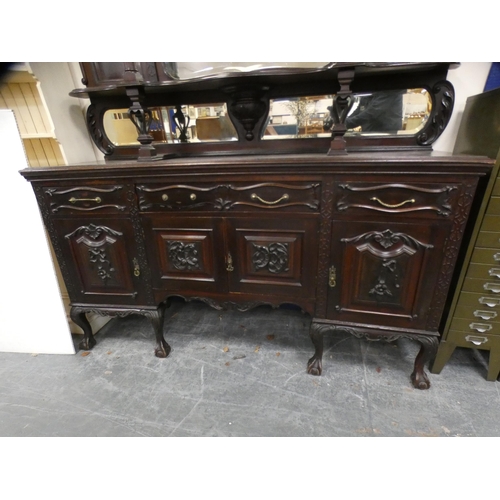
[334, 181, 461, 219]
[137, 182, 320, 213]
[486, 196, 500, 215]
[43, 184, 128, 215]
[463, 277, 500, 295]
[444, 330, 498, 349]
[476, 230, 500, 249]
[449, 317, 500, 335]
[470, 247, 500, 265]
[466, 263, 500, 280]
[491, 178, 500, 197]
[478, 215, 500, 235]
[456, 291, 500, 310]
[454, 304, 500, 323]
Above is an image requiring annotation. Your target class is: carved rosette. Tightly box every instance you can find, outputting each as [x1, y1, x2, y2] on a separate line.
[168, 241, 201, 271]
[252, 243, 289, 274]
[417, 80, 455, 146]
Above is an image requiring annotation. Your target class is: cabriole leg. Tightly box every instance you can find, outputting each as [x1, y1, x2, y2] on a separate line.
[411, 336, 438, 390]
[145, 306, 171, 358]
[70, 307, 96, 351]
[307, 322, 326, 376]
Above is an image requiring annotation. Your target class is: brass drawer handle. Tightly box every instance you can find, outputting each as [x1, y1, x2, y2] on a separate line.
[162, 194, 169, 201]
[494, 253, 500, 262]
[226, 253, 234, 272]
[474, 310, 498, 320]
[488, 268, 500, 278]
[469, 322, 493, 333]
[370, 197, 415, 209]
[133, 258, 140, 277]
[190, 193, 197, 201]
[484, 283, 500, 294]
[251, 193, 289, 205]
[465, 335, 489, 346]
[69, 196, 102, 204]
[479, 297, 500, 308]
[329, 266, 337, 288]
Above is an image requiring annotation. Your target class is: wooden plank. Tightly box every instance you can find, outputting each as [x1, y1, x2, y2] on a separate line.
[0, 84, 27, 135]
[33, 84, 54, 133]
[40, 138, 58, 166]
[8, 83, 37, 135]
[20, 83, 48, 135]
[23, 139, 40, 167]
[50, 138, 66, 166]
[30, 138, 49, 167]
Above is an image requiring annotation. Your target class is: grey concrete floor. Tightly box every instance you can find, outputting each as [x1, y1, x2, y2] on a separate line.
[1, 299, 500, 437]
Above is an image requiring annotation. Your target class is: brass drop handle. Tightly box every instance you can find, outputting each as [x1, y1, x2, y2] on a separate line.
[133, 258, 140, 277]
[370, 197, 415, 209]
[251, 193, 289, 205]
[484, 283, 500, 294]
[474, 310, 498, 320]
[226, 253, 234, 272]
[465, 335, 489, 346]
[469, 322, 492, 333]
[488, 268, 500, 278]
[69, 196, 102, 204]
[329, 265, 337, 288]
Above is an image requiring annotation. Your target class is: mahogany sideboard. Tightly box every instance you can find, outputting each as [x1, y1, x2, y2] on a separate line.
[20, 152, 493, 389]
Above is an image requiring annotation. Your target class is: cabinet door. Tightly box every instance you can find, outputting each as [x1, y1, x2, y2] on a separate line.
[142, 216, 226, 293]
[327, 220, 446, 329]
[56, 218, 146, 305]
[225, 217, 318, 298]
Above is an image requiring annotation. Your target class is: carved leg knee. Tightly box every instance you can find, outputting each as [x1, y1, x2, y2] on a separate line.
[307, 322, 327, 376]
[411, 336, 438, 390]
[70, 307, 96, 351]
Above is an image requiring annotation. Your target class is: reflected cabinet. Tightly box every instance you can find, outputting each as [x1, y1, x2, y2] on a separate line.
[20, 62, 495, 389]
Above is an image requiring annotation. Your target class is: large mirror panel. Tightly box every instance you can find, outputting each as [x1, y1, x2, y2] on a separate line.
[104, 103, 238, 146]
[262, 89, 432, 140]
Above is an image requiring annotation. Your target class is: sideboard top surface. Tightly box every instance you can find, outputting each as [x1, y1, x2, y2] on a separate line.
[20, 152, 494, 183]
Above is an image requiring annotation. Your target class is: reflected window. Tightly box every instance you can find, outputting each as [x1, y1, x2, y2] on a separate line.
[104, 103, 238, 146]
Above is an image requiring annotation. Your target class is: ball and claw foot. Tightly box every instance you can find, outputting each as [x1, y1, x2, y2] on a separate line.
[411, 369, 431, 390]
[79, 335, 96, 351]
[307, 355, 322, 376]
[154, 339, 171, 358]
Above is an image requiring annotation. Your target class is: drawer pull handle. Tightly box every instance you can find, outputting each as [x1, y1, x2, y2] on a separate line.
[465, 335, 489, 346]
[69, 196, 102, 204]
[370, 197, 415, 209]
[479, 297, 500, 307]
[190, 193, 197, 201]
[251, 193, 289, 205]
[329, 266, 337, 288]
[488, 268, 500, 278]
[226, 253, 234, 272]
[484, 283, 500, 294]
[474, 310, 498, 320]
[162, 194, 169, 201]
[133, 258, 140, 277]
[469, 322, 492, 333]
[494, 253, 500, 262]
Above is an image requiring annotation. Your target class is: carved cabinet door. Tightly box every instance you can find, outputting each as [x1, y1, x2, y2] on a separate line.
[55, 218, 147, 305]
[327, 219, 447, 329]
[225, 217, 319, 298]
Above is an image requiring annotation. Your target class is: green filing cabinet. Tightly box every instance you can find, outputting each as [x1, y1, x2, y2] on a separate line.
[431, 86, 500, 380]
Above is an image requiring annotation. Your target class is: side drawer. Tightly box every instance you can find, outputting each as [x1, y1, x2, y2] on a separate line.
[486, 196, 500, 215]
[456, 291, 500, 310]
[470, 247, 500, 265]
[465, 263, 500, 280]
[463, 277, 500, 295]
[334, 180, 461, 219]
[43, 184, 128, 215]
[136, 181, 320, 213]
[449, 317, 500, 335]
[443, 330, 499, 348]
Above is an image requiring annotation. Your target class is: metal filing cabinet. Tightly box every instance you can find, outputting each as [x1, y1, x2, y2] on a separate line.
[431, 86, 500, 380]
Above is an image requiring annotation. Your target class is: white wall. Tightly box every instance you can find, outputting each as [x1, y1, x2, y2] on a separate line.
[433, 62, 492, 153]
[0, 110, 75, 354]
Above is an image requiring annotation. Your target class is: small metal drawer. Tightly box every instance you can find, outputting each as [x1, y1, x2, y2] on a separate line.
[492, 177, 500, 197]
[470, 247, 500, 265]
[486, 197, 500, 215]
[478, 214, 500, 234]
[43, 184, 128, 215]
[334, 180, 460, 218]
[443, 331, 493, 347]
[466, 263, 500, 280]
[456, 291, 500, 309]
[463, 277, 500, 295]
[449, 317, 499, 334]
[454, 304, 499, 322]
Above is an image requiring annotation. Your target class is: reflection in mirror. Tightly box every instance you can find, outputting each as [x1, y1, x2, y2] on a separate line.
[104, 103, 238, 146]
[262, 89, 432, 140]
